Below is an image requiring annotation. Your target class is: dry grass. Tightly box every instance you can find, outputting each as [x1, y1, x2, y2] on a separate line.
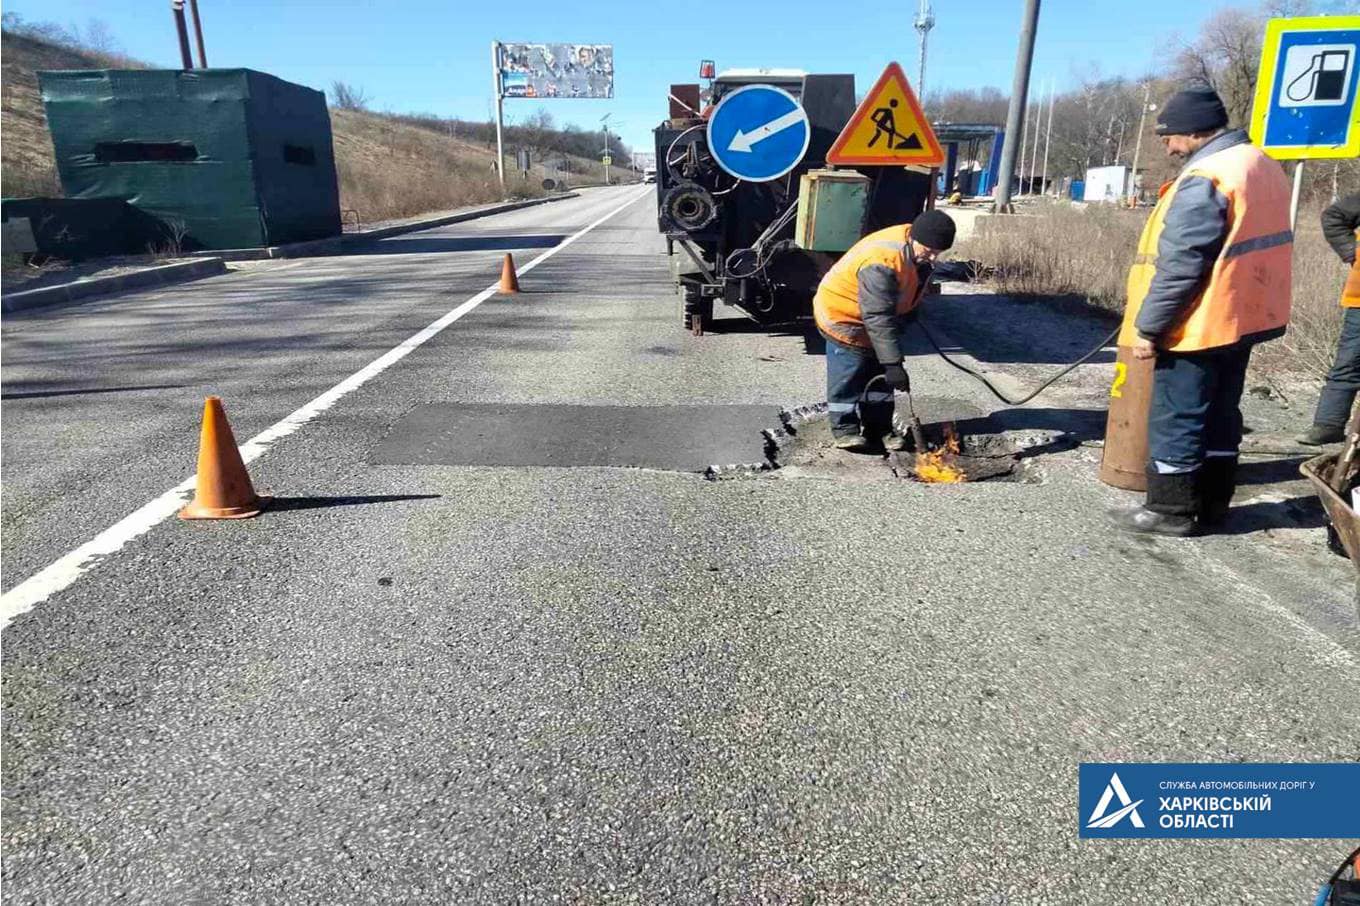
[957, 199, 1347, 380]
[957, 200, 1141, 313]
[0, 31, 100, 196]
[329, 108, 543, 223]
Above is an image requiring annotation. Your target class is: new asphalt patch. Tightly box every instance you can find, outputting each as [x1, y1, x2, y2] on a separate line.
[369, 403, 779, 471]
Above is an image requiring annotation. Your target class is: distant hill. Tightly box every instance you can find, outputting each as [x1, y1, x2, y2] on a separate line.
[0, 28, 635, 224]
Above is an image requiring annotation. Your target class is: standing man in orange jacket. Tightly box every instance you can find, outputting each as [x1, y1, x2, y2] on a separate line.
[1112, 89, 1293, 536]
[813, 210, 957, 452]
[1298, 192, 1360, 446]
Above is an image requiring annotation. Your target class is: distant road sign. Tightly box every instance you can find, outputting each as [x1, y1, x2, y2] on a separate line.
[1250, 15, 1360, 159]
[827, 62, 943, 167]
[706, 84, 810, 182]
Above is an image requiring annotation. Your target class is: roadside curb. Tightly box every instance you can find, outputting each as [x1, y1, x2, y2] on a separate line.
[188, 192, 581, 261]
[2, 257, 228, 315]
[1, 192, 582, 313]
[350, 192, 579, 243]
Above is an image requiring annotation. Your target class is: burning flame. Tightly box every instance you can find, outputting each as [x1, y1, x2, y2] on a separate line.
[913, 423, 967, 483]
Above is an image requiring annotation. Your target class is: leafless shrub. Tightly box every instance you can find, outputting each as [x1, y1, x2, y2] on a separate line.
[147, 217, 188, 259]
[330, 81, 369, 111]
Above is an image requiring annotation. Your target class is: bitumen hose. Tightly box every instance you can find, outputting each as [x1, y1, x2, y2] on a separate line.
[858, 318, 1120, 409]
[914, 315, 1121, 407]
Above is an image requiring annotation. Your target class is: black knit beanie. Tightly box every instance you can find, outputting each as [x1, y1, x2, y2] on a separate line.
[1155, 89, 1229, 136]
[911, 210, 956, 251]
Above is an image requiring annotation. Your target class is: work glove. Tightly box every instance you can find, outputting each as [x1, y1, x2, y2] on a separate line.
[883, 363, 910, 393]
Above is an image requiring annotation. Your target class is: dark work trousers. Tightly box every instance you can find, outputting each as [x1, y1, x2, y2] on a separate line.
[824, 333, 894, 438]
[1147, 343, 1254, 473]
[1312, 306, 1360, 429]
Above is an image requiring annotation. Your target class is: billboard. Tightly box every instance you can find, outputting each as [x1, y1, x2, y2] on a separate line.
[497, 43, 613, 99]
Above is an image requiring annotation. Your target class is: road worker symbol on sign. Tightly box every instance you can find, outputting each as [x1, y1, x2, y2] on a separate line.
[868, 99, 924, 151]
[827, 62, 943, 166]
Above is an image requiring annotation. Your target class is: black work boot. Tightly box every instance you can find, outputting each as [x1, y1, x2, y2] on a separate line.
[1197, 456, 1238, 529]
[833, 431, 873, 452]
[1110, 470, 1198, 537]
[1296, 424, 1345, 446]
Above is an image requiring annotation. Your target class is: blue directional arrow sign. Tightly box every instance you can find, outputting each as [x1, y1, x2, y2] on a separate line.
[706, 84, 810, 182]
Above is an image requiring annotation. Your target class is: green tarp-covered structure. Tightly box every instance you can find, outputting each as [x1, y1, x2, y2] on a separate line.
[39, 68, 341, 250]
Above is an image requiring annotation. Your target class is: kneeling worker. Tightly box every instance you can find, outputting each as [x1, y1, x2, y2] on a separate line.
[1113, 89, 1292, 535]
[813, 209, 957, 451]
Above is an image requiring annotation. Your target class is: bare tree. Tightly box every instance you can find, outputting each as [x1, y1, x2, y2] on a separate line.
[330, 81, 370, 111]
[1171, 7, 1265, 124]
[80, 18, 117, 54]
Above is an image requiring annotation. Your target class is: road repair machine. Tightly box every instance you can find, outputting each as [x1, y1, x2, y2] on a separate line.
[653, 67, 934, 334]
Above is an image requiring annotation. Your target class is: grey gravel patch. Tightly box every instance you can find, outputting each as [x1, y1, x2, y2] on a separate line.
[370, 403, 779, 471]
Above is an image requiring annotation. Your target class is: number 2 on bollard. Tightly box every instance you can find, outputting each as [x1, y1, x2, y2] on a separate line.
[1110, 362, 1127, 398]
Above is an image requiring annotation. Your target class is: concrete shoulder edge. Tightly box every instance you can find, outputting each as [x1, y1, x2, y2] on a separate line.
[1, 258, 228, 315]
[348, 192, 580, 243]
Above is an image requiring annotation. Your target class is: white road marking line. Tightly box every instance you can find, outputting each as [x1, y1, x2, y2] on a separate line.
[1, 187, 652, 631]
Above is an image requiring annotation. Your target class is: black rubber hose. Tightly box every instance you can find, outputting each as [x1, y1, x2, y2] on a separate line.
[856, 317, 1121, 408]
[914, 315, 1120, 407]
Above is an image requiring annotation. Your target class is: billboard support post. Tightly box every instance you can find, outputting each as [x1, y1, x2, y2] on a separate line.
[492, 41, 505, 194]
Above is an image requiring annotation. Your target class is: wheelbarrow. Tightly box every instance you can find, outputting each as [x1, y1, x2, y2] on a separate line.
[1299, 409, 1360, 608]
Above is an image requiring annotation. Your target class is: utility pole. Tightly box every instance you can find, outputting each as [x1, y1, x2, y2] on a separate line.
[187, 0, 208, 68]
[1128, 83, 1154, 204]
[1041, 79, 1055, 197]
[491, 41, 505, 194]
[601, 113, 612, 186]
[1029, 85, 1042, 194]
[170, 1, 194, 70]
[914, 0, 935, 98]
[993, 0, 1041, 213]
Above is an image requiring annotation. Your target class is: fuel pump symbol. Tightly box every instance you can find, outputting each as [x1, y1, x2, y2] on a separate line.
[1286, 48, 1352, 102]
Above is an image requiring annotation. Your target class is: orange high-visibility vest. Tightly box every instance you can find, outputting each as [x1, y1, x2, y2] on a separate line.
[813, 224, 924, 349]
[1118, 141, 1293, 351]
[1343, 240, 1360, 309]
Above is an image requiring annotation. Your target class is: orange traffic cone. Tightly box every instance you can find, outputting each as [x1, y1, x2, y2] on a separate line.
[179, 396, 269, 520]
[499, 253, 521, 293]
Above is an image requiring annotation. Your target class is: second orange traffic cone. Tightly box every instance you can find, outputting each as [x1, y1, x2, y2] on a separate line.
[499, 253, 520, 293]
[179, 396, 269, 520]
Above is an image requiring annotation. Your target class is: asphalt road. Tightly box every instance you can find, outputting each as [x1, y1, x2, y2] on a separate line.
[2, 185, 1357, 904]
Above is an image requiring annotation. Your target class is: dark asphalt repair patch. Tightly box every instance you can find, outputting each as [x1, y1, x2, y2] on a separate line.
[369, 403, 779, 471]
[707, 401, 1040, 483]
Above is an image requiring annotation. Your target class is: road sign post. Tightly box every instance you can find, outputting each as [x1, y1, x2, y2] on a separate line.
[706, 84, 811, 183]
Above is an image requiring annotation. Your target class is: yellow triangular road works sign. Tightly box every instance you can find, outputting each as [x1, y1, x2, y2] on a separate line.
[827, 62, 944, 166]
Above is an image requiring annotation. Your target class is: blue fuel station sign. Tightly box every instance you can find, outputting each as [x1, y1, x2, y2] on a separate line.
[1250, 15, 1360, 159]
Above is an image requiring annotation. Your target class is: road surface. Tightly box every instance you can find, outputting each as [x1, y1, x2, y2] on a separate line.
[3, 186, 1356, 904]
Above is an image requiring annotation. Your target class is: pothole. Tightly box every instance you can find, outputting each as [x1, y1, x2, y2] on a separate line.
[706, 404, 1043, 484]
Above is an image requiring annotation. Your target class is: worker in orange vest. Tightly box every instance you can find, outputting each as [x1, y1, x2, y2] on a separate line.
[1298, 192, 1360, 446]
[813, 210, 957, 451]
[1112, 89, 1292, 536]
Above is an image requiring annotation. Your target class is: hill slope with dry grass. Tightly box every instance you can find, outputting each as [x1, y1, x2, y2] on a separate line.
[1, 29, 628, 223]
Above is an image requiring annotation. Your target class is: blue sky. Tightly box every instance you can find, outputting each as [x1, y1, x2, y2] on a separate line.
[12, 1, 1232, 152]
